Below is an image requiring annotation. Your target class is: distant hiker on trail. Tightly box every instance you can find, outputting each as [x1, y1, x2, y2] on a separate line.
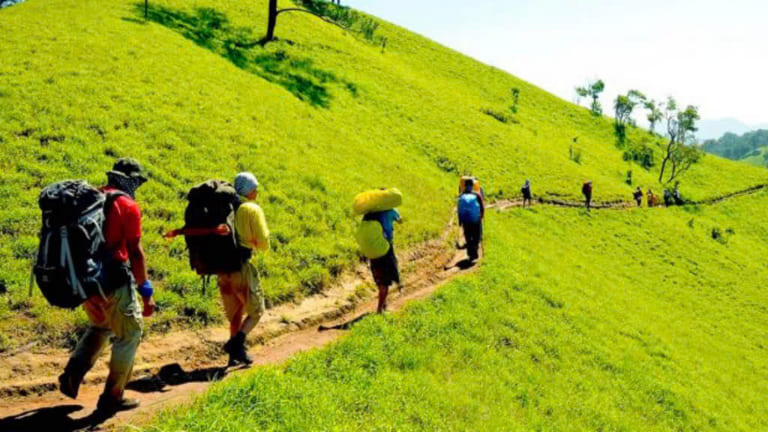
[663, 188, 673, 207]
[58, 158, 154, 414]
[647, 188, 659, 207]
[165, 173, 269, 366]
[673, 182, 684, 205]
[633, 187, 643, 207]
[458, 178, 485, 262]
[353, 188, 403, 314]
[521, 179, 533, 207]
[582, 181, 593, 211]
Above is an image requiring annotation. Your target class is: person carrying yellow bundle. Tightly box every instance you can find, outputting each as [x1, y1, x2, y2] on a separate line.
[354, 188, 403, 313]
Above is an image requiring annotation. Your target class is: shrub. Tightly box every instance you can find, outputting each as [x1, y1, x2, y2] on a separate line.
[623, 141, 656, 170]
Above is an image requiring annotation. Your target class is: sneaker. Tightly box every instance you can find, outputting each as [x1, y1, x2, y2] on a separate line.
[96, 394, 140, 413]
[58, 372, 82, 399]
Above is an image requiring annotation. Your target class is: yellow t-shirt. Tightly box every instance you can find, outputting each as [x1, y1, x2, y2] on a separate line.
[235, 201, 270, 252]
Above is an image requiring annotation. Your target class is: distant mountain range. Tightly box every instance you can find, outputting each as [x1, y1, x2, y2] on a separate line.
[0, 0, 25, 9]
[697, 118, 768, 141]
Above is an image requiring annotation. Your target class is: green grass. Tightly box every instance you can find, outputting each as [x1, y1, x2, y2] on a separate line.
[0, 0, 766, 349]
[148, 191, 768, 431]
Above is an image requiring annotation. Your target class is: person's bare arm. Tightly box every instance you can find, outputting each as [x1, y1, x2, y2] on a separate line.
[164, 224, 230, 239]
[478, 194, 485, 219]
[127, 238, 148, 286]
[127, 238, 154, 316]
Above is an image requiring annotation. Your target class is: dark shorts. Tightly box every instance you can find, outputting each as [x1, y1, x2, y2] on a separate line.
[522, 188, 532, 200]
[370, 243, 400, 287]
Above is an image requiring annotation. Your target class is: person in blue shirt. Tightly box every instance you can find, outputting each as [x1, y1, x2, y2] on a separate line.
[363, 208, 402, 313]
[457, 179, 485, 262]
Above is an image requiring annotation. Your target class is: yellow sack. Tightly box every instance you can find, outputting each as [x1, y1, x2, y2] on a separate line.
[355, 220, 391, 259]
[459, 176, 481, 195]
[353, 188, 403, 215]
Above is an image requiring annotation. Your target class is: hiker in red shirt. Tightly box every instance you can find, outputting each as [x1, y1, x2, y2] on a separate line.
[59, 158, 154, 414]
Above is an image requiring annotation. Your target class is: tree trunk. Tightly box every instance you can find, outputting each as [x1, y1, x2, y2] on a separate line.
[659, 139, 674, 183]
[266, 0, 278, 42]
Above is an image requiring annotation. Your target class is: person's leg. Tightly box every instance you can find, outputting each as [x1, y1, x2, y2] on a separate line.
[60, 325, 110, 399]
[239, 262, 265, 336]
[462, 224, 473, 254]
[100, 282, 143, 410]
[219, 270, 251, 365]
[219, 272, 244, 338]
[466, 223, 480, 260]
[377, 284, 389, 313]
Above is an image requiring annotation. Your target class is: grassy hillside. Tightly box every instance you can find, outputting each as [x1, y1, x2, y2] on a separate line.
[149, 191, 768, 431]
[1, 0, 766, 350]
[742, 147, 768, 168]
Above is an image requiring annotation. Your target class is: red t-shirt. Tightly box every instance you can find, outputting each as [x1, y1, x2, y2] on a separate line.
[101, 187, 142, 263]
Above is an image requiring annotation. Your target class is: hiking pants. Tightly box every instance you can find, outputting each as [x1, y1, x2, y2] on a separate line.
[218, 261, 266, 336]
[65, 280, 143, 399]
[463, 222, 482, 260]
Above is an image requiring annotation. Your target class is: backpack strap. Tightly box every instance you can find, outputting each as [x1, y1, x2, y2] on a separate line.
[104, 190, 130, 213]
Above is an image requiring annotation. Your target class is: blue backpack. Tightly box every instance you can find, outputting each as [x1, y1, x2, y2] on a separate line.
[458, 193, 481, 224]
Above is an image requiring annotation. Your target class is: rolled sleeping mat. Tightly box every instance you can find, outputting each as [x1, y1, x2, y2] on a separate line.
[353, 188, 403, 215]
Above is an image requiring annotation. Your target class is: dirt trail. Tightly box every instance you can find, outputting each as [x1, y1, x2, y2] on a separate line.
[0, 218, 480, 431]
[491, 183, 767, 211]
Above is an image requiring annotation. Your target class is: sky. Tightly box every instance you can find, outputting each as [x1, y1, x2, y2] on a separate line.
[355, 0, 768, 128]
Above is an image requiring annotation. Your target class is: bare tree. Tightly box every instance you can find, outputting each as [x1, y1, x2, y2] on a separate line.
[658, 97, 702, 183]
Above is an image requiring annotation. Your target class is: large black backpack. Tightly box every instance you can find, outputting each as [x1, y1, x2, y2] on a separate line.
[184, 180, 250, 275]
[34, 180, 127, 309]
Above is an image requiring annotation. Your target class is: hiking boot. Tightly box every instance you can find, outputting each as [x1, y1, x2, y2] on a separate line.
[227, 345, 253, 367]
[96, 394, 140, 413]
[223, 332, 252, 367]
[58, 371, 82, 399]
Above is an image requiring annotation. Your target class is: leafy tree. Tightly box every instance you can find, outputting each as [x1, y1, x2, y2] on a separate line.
[613, 90, 646, 145]
[644, 99, 664, 134]
[576, 80, 605, 116]
[659, 98, 703, 183]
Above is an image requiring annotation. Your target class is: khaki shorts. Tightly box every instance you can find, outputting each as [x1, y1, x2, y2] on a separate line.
[218, 261, 265, 324]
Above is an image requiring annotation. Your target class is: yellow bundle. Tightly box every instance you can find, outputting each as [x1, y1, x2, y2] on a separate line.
[459, 176, 481, 194]
[355, 220, 391, 259]
[353, 188, 403, 215]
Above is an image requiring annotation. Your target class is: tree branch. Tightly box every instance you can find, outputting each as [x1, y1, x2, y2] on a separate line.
[276, 7, 355, 33]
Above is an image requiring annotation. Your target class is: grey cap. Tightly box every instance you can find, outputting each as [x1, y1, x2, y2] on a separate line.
[235, 172, 259, 196]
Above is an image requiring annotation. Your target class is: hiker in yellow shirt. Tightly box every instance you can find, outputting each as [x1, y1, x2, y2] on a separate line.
[217, 172, 269, 366]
